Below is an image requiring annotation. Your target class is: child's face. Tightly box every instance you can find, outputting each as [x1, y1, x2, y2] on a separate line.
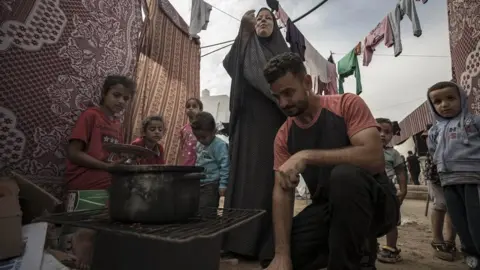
[428, 87, 461, 118]
[144, 120, 164, 142]
[186, 100, 201, 119]
[192, 129, 215, 146]
[378, 122, 393, 147]
[103, 84, 131, 114]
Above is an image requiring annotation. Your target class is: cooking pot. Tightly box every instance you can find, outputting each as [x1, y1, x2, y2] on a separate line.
[108, 165, 205, 224]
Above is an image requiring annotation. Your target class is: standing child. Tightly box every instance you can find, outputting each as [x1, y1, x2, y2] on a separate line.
[427, 81, 480, 269]
[191, 112, 229, 208]
[423, 125, 457, 261]
[131, 115, 166, 165]
[376, 118, 407, 264]
[64, 75, 136, 268]
[180, 98, 203, 166]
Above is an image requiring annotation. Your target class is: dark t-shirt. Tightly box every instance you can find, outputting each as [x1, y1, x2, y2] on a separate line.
[407, 155, 420, 173]
[274, 93, 378, 170]
[65, 107, 122, 190]
[286, 19, 306, 61]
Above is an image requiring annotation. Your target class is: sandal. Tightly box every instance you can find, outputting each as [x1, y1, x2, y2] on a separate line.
[431, 242, 454, 262]
[378, 246, 402, 263]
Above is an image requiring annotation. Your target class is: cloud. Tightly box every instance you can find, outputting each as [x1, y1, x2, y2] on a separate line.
[170, 0, 451, 122]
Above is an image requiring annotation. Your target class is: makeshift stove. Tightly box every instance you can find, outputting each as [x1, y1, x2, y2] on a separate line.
[36, 207, 265, 270]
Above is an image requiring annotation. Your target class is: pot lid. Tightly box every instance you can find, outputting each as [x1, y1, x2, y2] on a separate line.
[108, 165, 204, 173]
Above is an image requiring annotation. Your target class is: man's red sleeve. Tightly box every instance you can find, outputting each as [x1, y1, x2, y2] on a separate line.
[341, 94, 379, 138]
[70, 110, 94, 143]
[273, 121, 291, 170]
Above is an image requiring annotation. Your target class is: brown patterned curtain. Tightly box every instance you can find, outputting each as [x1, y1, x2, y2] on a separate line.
[448, 0, 480, 114]
[122, 0, 201, 164]
[0, 0, 143, 198]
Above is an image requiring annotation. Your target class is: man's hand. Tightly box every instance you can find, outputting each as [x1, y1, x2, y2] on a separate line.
[276, 152, 307, 190]
[241, 10, 256, 33]
[397, 191, 407, 205]
[219, 188, 226, 197]
[266, 255, 292, 270]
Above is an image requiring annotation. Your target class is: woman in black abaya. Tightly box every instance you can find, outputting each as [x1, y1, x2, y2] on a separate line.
[222, 8, 288, 258]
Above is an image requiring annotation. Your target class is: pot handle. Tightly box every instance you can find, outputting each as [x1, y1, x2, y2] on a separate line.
[183, 173, 206, 180]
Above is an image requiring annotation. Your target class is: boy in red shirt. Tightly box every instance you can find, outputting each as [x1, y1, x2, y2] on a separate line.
[63, 75, 135, 269]
[131, 115, 166, 165]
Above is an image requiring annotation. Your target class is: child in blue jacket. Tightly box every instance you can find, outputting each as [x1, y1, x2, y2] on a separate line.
[427, 81, 480, 270]
[191, 111, 229, 208]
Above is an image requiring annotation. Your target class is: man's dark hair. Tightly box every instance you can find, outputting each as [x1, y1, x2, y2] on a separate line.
[428, 81, 459, 93]
[141, 115, 165, 132]
[191, 112, 216, 132]
[376, 118, 392, 126]
[185, 97, 204, 111]
[100, 75, 136, 104]
[263, 52, 307, 84]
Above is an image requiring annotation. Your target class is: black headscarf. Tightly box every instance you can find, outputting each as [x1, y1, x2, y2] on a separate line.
[223, 7, 289, 136]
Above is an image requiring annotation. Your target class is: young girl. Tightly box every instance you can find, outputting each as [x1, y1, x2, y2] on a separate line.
[131, 115, 166, 165]
[180, 98, 203, 166]
[64, 75, 135, 269]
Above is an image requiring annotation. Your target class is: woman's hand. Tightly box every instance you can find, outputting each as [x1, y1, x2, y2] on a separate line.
[241, 9, 256, 34]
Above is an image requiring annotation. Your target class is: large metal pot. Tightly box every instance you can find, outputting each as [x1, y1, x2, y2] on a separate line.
[108, 165, 205, 224]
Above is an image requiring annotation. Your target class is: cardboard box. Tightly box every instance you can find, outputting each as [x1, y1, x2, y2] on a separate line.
[0, 177, 24, 260]
[10, 172, 63, 224]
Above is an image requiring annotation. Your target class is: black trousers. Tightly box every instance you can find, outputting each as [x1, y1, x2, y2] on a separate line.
[444, 184, 480, 258]
[259, 165, 398, 270]
[199, 181, 220, 208]
[410, 170, 420, 185]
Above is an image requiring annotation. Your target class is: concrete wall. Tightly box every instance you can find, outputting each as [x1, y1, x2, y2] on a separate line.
[201, 89, 230, 123]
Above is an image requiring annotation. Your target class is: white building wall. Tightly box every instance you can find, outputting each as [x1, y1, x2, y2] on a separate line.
[200, 89, 230, 123]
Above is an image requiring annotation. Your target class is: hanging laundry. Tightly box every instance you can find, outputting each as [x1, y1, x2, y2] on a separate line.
[189, 0, 212, 37]
[338, 49, 362, 95]
[286, 19, 306, 61]
[267, 0, 279, 11]
[304, 40, 328, 83]
[388, 0, 422, 57]
[354, 42, 362, 55]
[363, 17, 394, 66]
[276, 5, 289, 25]
[326, 60, 338, 95]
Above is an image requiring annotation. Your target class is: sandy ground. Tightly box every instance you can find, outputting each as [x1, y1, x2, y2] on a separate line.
[220, 199, 465, 270]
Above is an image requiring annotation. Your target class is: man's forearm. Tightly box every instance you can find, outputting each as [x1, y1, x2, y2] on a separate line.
[272, 176, 294, 255]
[300, 145, 384, 173]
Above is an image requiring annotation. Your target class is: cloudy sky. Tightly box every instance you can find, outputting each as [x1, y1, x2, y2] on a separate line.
[170, 0, 451, 122]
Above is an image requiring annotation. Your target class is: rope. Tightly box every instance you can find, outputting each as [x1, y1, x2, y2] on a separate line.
[200, 0, 330, 52]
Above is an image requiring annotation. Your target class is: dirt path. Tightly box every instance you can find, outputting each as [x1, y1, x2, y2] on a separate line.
[221, 199, 465, 270]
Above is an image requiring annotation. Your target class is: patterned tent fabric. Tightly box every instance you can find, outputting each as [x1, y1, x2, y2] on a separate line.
[448, 0, 480, 114]
[392, 0, 480, 145]
[122, 0, 200, 164]
[0, 0, 143, 198]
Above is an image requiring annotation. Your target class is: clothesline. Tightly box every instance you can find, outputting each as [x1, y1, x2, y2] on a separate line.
[332, 52, 449, 58]
[372, 96, 426, 113]
[211, 5, 240, 22]
[199, 0, 329, 50]
[201, 43, 233, 57]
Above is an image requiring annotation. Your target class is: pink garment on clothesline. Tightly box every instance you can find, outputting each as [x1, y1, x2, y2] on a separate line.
[326, 62, 338, 95]
[363, 17, 394, 66]
[276, 6, 289, 25]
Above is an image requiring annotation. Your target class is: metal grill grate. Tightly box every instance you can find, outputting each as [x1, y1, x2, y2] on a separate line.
[35, 208, 265, 243]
